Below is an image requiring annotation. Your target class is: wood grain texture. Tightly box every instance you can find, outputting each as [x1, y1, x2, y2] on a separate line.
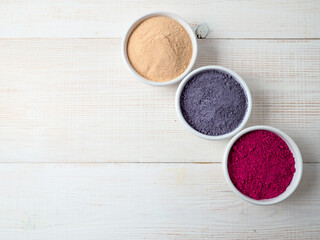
[0, 0, 319, 38]
[0, 1, 319, 239]
[0, 39, 318, 163]
[0, 163, 319, 240]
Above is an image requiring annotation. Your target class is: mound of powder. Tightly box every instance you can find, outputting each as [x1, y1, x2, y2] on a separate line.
[180, 70, 247, 136]
[228, 130, 296, 200]
[127, 16, 192, 82]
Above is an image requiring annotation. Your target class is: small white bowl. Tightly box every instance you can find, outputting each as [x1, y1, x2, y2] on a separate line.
[121, 12, 198, 87]
[175, 65, 252, 140]
[223, 125, 303, 205]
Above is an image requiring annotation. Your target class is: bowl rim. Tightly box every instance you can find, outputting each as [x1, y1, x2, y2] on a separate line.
[121, 11, 198, 87]
[175, 65, 252, 140]
[223, 125, 303, 205]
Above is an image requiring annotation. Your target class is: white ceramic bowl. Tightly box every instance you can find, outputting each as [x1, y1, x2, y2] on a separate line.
[175, 65, 252, 140]
[223, 125, 303, 205]
[121, 12, 198, 86]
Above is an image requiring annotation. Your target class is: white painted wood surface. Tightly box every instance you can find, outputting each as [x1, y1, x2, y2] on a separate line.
[0, 0, 319, 38]
[0, 163, 319, 240]
[0, 39, 319, 163]
[0, 0, 319, 239]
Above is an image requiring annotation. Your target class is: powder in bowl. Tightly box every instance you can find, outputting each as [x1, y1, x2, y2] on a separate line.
[228, 130, 296, 200]
[180, 70, 248, 136]
[127, 16, 192, 82]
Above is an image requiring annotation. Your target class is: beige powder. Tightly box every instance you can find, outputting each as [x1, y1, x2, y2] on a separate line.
[127, 16, 193, 82]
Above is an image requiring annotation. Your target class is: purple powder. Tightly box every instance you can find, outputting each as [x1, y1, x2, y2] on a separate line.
[180, 70, 247, 136]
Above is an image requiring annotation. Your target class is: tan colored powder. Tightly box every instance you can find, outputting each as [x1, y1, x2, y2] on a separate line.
[127, 16, 193, 82]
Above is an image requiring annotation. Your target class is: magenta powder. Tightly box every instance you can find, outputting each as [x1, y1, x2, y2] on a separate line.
[228, 130, 296, 200]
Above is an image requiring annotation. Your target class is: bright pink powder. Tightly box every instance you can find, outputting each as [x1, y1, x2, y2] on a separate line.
[228, 130, 296, 200]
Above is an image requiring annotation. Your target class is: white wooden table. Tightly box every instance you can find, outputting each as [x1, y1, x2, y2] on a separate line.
[0, 1, 319, 239]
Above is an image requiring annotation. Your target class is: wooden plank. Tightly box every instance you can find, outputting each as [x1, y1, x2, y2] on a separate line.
[0, 163, 318, 239]
[0, 0, 319, 38]
[0, 39, 319, 163]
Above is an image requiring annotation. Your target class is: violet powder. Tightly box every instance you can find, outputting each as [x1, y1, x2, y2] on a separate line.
[180, 70, 247, 136]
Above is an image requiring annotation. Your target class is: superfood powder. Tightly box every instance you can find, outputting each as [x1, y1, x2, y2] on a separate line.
[127, 16, 192, 82]
[180, 70, 247, 136]
[228, 130, 296, 200]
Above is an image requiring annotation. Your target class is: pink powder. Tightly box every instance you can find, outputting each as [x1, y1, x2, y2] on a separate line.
[228, 130, 296, 200]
